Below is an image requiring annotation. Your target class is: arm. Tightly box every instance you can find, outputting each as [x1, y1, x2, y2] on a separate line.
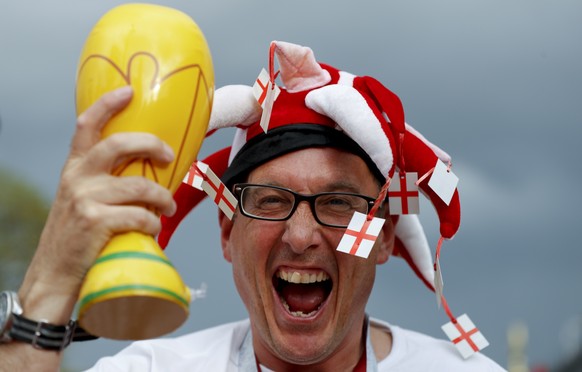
[0, 86, 177, 371]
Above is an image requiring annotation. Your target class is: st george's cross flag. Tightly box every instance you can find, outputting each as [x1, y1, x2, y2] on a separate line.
[252, 68, 281, 133]
[183, 162, 205, 189]
[388, 172, 420, 215]
[183, 161, 238, 220]
[442, 314, 489, 359]
[336, 212, 385, 259]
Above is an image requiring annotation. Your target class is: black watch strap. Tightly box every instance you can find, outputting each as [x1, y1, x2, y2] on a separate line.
[9, 314, 98, 351]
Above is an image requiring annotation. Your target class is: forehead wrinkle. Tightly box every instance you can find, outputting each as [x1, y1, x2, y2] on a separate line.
[246, 147, 381, 193]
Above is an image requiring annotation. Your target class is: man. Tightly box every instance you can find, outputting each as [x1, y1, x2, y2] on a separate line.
[0, 41, 505, 371]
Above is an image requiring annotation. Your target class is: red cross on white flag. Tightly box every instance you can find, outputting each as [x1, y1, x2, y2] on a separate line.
[252, 68, 281, 133]
[388, 172, 420, 215]
[253, 69, 278, 108]
[336, 212, 385, 259]
[442, 314, 489, 359]
[182, 162, 205, 190]
[184, 161, 238, 220]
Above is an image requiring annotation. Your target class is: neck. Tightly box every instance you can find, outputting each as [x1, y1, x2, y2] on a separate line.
[253, 317, 368, 372]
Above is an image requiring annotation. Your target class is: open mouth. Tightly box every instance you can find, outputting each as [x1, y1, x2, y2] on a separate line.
[273, 269, 333, 318]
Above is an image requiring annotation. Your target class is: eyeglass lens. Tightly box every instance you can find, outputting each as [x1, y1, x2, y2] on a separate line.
[240, 185, 370, 227]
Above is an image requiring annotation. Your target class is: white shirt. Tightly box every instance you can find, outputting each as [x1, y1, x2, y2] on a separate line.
[87, 318, 506, 371]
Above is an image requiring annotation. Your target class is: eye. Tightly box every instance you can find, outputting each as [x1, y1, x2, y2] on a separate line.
[318, 194, 363, 213]
[255, 194, 290, 209]
[246, 187, 293, 212]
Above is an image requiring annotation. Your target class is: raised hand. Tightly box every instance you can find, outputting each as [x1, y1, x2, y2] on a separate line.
[19, 86, 176, 325]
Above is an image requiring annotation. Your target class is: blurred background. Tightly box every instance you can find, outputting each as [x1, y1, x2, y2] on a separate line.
[1, 1, 581, 370]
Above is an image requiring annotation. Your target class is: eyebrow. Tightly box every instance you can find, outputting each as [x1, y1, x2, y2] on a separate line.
[321, 180, 365, 193]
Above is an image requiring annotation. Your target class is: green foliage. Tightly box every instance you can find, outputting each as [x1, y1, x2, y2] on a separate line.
[0, 167, 49, 289]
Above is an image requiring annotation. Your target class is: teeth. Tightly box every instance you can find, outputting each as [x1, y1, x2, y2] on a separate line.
[290, 272, 301, 283]
[277, 270, 329, 284]
[276, 269, 330, 318]
[281, 298, 318, 318]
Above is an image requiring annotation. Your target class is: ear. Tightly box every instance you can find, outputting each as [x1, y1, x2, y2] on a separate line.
[218, 211, 234, 263]
[376, 208, 394, 265]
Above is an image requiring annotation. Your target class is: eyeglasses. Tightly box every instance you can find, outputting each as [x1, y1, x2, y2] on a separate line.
[232, 183, 377, 228]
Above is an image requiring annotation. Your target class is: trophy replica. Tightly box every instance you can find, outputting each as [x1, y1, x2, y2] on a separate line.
[75, 4, 213, 340]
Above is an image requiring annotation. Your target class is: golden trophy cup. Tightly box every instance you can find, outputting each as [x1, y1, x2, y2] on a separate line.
[75, 3, 214, 340]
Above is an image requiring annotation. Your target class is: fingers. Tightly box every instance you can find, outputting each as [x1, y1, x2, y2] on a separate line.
[23, 88, 182, 305]
[82, 132, 175, 174]
[73, 175, 177, 217]
[83, 204, 166, 238]
[38, 175, 176, 280]
[71, 86, 133, 155]
[37, 88, 180, 278]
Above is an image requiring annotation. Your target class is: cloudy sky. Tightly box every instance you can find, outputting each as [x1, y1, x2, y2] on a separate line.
[1, 0, 581, 370]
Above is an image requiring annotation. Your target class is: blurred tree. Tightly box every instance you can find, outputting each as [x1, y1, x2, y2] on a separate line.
[0, 167, 48, 290]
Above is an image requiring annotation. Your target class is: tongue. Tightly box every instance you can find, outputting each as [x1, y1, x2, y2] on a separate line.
[280, 283, 326, 314]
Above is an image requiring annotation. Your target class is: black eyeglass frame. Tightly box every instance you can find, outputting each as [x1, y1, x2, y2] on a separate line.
[232, 183, 378, 228]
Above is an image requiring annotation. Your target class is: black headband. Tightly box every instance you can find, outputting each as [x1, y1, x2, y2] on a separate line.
[221, 124, 385, 187]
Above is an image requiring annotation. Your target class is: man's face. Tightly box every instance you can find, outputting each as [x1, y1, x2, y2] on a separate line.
[219, 147, 393, 367]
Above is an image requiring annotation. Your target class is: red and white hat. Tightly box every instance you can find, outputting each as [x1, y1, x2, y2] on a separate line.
[159, 41, 488, 358]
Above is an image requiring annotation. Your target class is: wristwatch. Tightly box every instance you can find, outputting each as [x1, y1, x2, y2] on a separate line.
[0, 290, 97, 350]
[0, 291, 22, 343]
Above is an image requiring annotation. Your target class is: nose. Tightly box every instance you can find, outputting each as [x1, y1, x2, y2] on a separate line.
[280, 201, 323, 254]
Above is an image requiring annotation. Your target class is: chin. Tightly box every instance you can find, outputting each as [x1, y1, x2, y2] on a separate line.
[271, 337, 334, 366]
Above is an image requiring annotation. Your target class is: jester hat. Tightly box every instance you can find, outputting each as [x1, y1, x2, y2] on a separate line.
[157, 41, 493, 358]
[159, 41, 461, 296]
